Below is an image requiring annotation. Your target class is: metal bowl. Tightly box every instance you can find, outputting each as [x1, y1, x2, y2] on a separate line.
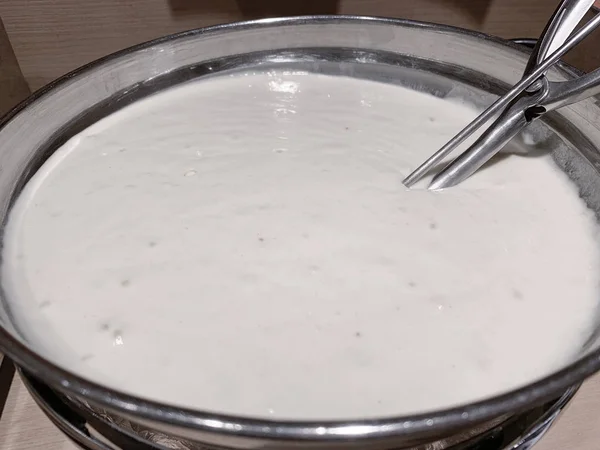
[1, 15, 600, 450]
[19, 370, 579, 450]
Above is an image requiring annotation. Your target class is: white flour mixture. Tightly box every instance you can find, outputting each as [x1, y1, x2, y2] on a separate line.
[2, 71, 599, 419]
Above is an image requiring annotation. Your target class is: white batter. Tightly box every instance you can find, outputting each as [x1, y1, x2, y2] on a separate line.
[2, 70, 599, 420]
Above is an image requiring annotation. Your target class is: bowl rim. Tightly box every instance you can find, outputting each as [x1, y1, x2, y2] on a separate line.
[0, 14, 598, 444]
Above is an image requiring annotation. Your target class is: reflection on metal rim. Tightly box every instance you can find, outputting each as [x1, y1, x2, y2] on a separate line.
[20, 370, 579, 450]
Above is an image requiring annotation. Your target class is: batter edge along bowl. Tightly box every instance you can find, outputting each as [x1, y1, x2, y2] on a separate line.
[0, 15, 600, 449]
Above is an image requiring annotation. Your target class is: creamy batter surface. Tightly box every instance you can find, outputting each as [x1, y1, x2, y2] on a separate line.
[2, 70, 599, 420]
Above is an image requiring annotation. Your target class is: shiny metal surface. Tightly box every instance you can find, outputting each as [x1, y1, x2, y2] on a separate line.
[429, 64, 600, 189]
[543, 68, 600, 111]
[430, 60, 600, 189]
[403, 2, 600, 189]
[1, 15, 600, 449]
[428, 92, 545, 190]
[526, 0, 596, 74]
[20, 371, 579, 450]
[428, 0, 598, 190]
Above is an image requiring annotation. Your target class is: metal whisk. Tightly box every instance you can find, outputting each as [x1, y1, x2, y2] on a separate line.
[403, 0, 600, 190]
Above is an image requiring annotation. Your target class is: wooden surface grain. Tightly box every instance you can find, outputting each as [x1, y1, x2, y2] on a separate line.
[0, 15, 29, 115]
[0, 375, 73, 450]
[0, 373, 600, 449]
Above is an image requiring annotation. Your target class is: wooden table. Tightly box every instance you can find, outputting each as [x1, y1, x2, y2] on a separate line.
[1, 371, 600, 449]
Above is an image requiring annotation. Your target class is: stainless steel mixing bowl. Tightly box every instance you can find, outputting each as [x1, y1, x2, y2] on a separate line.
[19, 370, 580, 450]
[0, 16, 600, 450]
